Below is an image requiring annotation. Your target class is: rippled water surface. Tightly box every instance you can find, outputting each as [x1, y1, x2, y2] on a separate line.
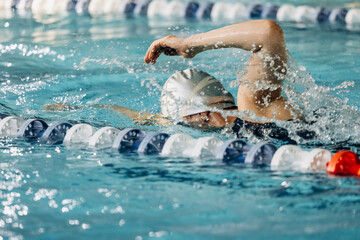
[1, 1, 360, 239]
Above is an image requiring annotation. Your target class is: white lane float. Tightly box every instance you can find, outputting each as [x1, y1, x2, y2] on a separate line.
[161, 133, 193, 156]
[0, 116, 25, 137]
[183, 136, 224, 158]
[227, 3, 249, 20]
[271, 145, 332, 171]
[346, 9, 360, 25]
[147, 0, 167, 18]
[164, 0, 186, 18]
[294, 5, 318, 23]
[276, 4, 297, 22]
[63, 123, 97, 144]
[210, 2, 230, 21]
[88, 127, 121, 149]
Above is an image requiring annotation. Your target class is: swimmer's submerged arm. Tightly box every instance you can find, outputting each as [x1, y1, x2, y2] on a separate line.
[43, 103, 171, 125]
[94, 105, 172, 125]
[43, 103, 141, 119]
[93, 104, 142, 119]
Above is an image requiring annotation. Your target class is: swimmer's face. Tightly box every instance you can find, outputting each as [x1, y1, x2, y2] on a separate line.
[182, 111, 227, 129]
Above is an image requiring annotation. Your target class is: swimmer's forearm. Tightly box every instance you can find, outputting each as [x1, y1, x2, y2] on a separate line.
[186, 20, 285, 54]
[93, 104, 141, 119]
[94, 104, 171, 126]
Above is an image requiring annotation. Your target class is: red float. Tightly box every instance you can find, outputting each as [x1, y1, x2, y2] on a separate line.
[326, 150, 360, 176]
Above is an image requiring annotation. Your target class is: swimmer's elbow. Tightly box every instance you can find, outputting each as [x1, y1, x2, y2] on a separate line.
[262, 20, 285, 49]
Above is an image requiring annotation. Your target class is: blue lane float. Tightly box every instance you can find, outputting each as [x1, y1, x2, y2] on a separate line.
[185, 1, 199, 18]
[39, 121, 72, 144]
[74, 0, 91, 14]
[330, 8, 348, 24]
[261, 4, 279, 19]
[317, 7, 331, 23]
[244, 142, 277, 166]
[17, 119, 48, 141]
[137, 132, 170, 155]
[216, 139, 252, 164]
[112, 128, 146, 153]
[249, 4, 263, 18]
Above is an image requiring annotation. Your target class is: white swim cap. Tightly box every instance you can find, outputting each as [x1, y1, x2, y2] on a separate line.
[160, 68, 236, 121]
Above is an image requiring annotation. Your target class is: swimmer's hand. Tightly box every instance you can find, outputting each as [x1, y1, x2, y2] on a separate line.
[144, 35, 197, 64]
[42, 103, 80, 111]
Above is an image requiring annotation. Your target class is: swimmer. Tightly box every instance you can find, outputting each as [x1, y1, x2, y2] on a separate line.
[45, 20, 310, 141]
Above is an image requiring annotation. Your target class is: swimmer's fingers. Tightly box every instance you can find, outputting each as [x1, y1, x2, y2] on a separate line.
[144, 35, 184, 64]
[42, 103, 75, 111]
[150, 46, 164, 64]
[144, 41, 165, 64]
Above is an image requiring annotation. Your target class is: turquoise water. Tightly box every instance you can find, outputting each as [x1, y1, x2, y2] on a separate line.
[1, 1, 360, 239]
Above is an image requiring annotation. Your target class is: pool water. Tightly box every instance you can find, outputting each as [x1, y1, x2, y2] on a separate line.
[1, 1, 360, 239]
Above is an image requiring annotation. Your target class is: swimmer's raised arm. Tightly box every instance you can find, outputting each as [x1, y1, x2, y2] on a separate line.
[144, 19, 286, 65]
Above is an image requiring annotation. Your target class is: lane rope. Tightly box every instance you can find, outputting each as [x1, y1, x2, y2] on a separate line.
[0, 114, 359, 175]
[1, 0, 359, 25]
